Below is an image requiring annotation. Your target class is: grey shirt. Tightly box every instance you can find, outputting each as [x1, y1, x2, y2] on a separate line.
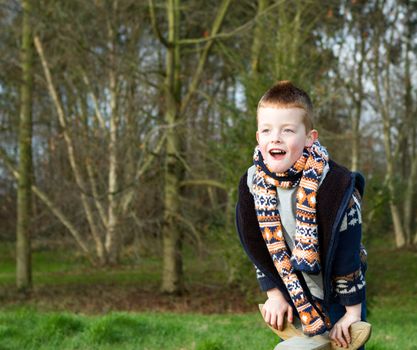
[247, 164, 330, 300]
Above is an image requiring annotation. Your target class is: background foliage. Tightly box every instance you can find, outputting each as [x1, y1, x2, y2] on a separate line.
[0, 0, 416, 348]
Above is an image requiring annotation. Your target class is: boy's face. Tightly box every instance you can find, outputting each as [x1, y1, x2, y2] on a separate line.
[256, 107, 318, 173]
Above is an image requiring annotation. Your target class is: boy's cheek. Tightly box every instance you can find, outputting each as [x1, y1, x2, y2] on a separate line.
[260, 149, 269, 161]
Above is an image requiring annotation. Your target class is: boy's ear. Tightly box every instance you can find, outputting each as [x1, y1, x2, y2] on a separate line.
[305, 129, 318, 147]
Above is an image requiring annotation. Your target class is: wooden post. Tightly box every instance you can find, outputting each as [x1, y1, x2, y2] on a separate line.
[274, 336, 330, 350]
[258, 304, 371, 350]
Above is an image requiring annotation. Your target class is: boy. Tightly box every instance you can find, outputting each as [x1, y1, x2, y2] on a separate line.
[236, 81, 369, 349]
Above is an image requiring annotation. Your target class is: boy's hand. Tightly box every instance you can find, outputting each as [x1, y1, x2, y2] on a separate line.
[329, 304, 361, 348]
[262, 288, 293, 331]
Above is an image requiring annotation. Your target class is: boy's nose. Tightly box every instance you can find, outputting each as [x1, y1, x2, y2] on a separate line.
[271, 132, 282, 143]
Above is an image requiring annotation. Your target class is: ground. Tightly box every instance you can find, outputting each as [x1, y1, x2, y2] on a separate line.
[1, 283, 255, 314]
[0, 241, 416, 349]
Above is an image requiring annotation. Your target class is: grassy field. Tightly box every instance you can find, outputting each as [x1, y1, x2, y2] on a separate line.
[0, 310, 278, 350]
[363, 244, 417, 350]
[0, 241, 416, 349]
[0, 306, 415, 350]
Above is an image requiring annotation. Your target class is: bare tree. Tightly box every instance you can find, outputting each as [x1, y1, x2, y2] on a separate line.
[29, 1, 162, 264]
[369, 0, 417, 247]
[150, 0, 232, 293]
[16, 0, 34, 292]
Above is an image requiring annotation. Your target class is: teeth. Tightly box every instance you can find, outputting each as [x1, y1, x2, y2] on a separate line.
[270, 150, 285, 154]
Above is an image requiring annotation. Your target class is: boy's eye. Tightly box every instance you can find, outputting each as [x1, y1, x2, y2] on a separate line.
[261, 129, 270, 133]
[283, 128, 294, 133]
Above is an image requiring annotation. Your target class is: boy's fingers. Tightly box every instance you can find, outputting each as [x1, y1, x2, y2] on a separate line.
[287, 306, 293, 323]
[337, 327, 347, 348]
[273, 314, 280, 330]
[334, 326, 344, 348]
[263, 310, 270, 324]
[269, 312, 276, 329]
[333, 327, 340, 346]
[277, 312, 283, 331]
[342, 325, 351, 344]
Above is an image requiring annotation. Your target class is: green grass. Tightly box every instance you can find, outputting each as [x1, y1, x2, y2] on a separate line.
[366, 303, 417, 350]
[0, 242, 227, 288]
[0, 307, 415, 350]
[0, 310, 277, 350]
[366, 245, 417, 302]
[363, 245, 417, 349]
[0, 241, 416, 349]
[0, 243, 162, 286]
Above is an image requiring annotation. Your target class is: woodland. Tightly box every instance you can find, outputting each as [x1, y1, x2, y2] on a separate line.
[0, 0, 416, 325]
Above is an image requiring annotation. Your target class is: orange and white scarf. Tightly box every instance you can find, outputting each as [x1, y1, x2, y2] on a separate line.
[252, 141, 330, 335]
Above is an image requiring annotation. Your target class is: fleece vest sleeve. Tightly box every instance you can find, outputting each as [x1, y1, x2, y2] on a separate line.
[236, 172, 290, 298]
[332, 189, 366, 306]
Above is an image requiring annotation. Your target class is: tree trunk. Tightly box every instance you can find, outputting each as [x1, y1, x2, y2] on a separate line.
[404, 157, 417, 245]
[351, 101, 360, 172]
[250, 0, 267, 75]
[372, 18, 407, 248]
[161, 0, 184, 294]
[16, 0, 34, 292]
[105, 6, 120, 264]
[383, 122, 406, 248]
[156, 0, 231, 293]
[351, 31, 365, 172]
[402, 5, 414, 245]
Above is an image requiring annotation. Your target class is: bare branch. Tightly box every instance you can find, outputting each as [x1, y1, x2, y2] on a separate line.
[179, 179, 228, 190]
[148, 0, 170, 47]
[82, 71, 107, 130]
[179, 0, 232, 116]
[0, 148, 93, 261]
[177, 1, 283, 45]
[34, 35, 106, 259]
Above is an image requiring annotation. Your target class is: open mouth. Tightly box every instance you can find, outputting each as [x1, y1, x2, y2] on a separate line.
[269, 149, 286, 159]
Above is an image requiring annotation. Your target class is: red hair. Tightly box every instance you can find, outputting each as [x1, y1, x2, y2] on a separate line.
[257, 81, 314, 130]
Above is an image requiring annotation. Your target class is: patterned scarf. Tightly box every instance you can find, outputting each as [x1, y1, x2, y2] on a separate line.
[252, 140, 330, 335]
